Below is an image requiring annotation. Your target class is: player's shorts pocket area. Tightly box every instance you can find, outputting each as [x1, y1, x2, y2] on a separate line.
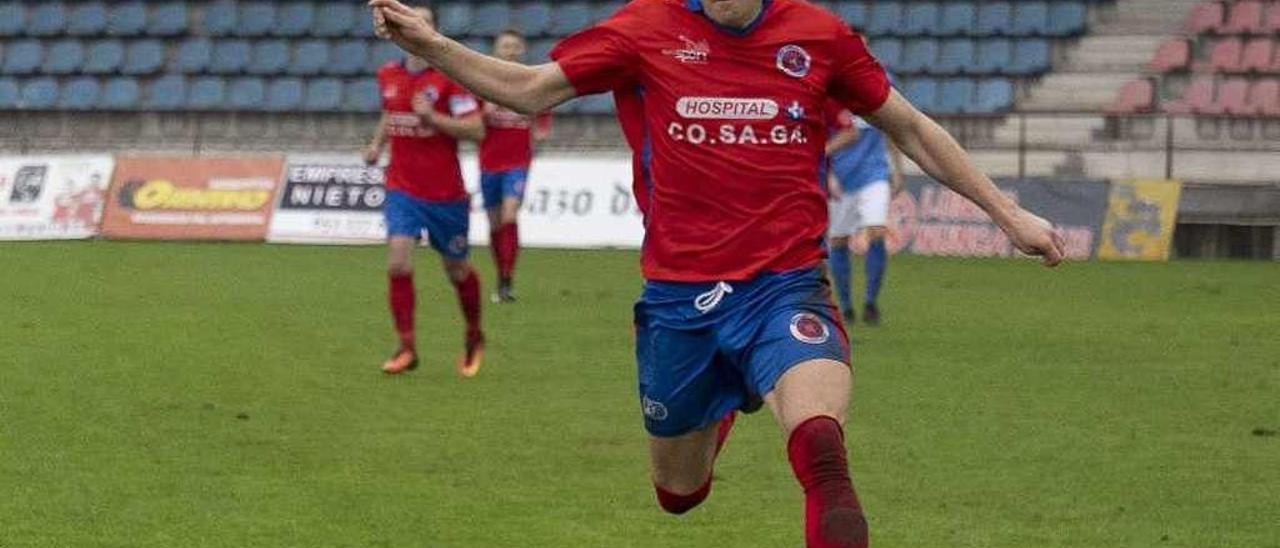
[634, 317, 746, 439]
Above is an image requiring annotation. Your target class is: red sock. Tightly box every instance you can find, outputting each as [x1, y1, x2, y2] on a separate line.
[715, 411, 737, 456]
[489, 230, 503, 277]
[388, 272, 415, 350]
[654, 478, 711, 515]
[787, 416, 868, 548]
[496, 222, 519, 281]
[453, 269, 482, 335]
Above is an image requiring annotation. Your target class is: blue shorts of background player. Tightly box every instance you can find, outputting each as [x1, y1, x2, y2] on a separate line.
[383, 190, 470, 259]
[480, 168, 529, 209]
[634, 268, 851, 438]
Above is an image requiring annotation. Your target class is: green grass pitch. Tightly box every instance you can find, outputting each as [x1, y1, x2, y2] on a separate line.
[1, 241, 1277, 547]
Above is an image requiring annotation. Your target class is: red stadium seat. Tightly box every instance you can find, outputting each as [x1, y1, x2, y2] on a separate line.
[1248, 79, 1280, 116]
[1267, 3, 1280, 33]
[1238, 38, 1275, 73]
[1107, 79, 1155, 114]
[1211, 78, 1250, 114]
[1183, 1, 1224, 34]
[1223, 1, 1265, 34]
[1163, 77, 1216, 114]
[1150, 39, 1191, 72]
[1204, 37, 1243, 72]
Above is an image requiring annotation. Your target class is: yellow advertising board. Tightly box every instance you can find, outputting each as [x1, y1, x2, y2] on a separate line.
[1098, 179, 1183, 261]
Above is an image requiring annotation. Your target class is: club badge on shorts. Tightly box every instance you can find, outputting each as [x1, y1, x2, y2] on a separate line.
[776, 44, 812, 78]
[789, 312, 830, 345]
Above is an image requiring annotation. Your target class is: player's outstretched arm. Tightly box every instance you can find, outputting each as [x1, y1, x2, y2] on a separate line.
[865, 90, 1066, 267]
[370, 0, 576, 115]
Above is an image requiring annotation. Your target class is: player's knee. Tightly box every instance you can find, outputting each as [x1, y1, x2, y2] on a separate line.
[654, 479, 711, 515]
[828, 236, 849, 248]
[387, 259, 413, 276]
[865, 227, 888, 241]
[445, 261, 472, 283]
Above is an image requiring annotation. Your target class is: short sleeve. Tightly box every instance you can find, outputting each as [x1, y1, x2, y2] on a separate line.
[445, 81, 480, 117]
[825, 99, 854, 130]
[828, 26, 890, 115]
[549, 11, 640, 95]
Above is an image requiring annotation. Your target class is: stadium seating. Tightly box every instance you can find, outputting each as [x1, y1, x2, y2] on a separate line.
[59, 76, 99, 110]
[0, 77, 20, 108]
[0, 0, 1100, 115]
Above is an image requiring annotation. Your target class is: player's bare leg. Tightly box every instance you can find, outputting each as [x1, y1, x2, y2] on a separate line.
[861, 226, 889, 326]
[444, 257, 484, 377]
[489, 196, 522, 303]
[383, 236, 419, 374]
[649, 411, 737, 514]
[765, 359, 867, 548]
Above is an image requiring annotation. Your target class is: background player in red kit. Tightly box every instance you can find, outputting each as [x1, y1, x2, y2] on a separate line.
[370, 0, 1066, 546]
[363, 4, 486, 377]
[479, 29, 552, 303]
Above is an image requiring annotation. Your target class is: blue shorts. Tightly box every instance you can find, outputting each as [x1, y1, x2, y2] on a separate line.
[383, 190, 470, 259]
[634, 268, 850, 438]
[480, 168, 529, 209]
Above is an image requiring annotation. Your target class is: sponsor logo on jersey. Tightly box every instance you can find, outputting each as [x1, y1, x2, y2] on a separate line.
[789, 312, 830, 345]
[663, 35, 711, 64]
[786, 100, 806, 121]
[676, 97, 779, 120]
[776, 44, 812, 78]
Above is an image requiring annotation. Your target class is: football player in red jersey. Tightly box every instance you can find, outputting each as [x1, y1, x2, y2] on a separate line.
[363, 4, 486, 377]
[479, 29, 552, 303]
[371, 0, 1066, 545]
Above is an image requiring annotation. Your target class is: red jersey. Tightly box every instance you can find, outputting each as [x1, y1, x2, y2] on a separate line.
[377, 61, 480, 202]
[479, 104, 552, 173]
[550, 0, 890, 282]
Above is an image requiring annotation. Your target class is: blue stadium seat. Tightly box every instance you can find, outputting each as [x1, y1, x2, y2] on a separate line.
[1009, 39, 1051, 75]
[344, 80, 380, 112]
[937, 39, 975, 75]
[368, 42, 404, 73]
[899, 40, 939, 74]
[938, 3, 976, 36]
[976, 3, 1013, 36]
[528, 38, 557, 64]
[275, 2, 315, 37]
[203, 0, 238, 37]
[68, 2, 108, 37]
[21, 78, 59, 109]
[100, 77, 141, 109]
[239, 2, 276, 37]
[902, 3, 941, 36]
[972, 78, 1015, 113]
[438, 3, 474, 36]
[148, 2, 188, 37]
[867, 2, 903, 37]
[227, 77, 264, 109]
[123, 40, 165, 75]
[868, 38, 903, 70]
[173, 38, 213, 74]
[314, 2, 355, 37]
[303, 78, 343, 111]
[592, 1, 624, 23]
[29, 3, 68, 37]
[43, 40, 85, 75]
[551, 2, 592, 36]
[188, 77, 227, 109]
[1047, 2, 1088, 37]
[248, 41, 291, 76]
[578, 93, 615, 114]
[291, 40, 331, 76]
[974, 39, 1013, 75]
[108, 2, 147, 37]
[60, 77, 100, 110]
[1012, 2, 1049, 36]
[210, 40, 252, 74]
[266, 78, 304, 111]
[901, 77, 938, 111]
[936, 78, 974, 114]
[326, 41, 368, 76]
[0, 3, 26, 37]
[514, 2, 554, 37]
[472, 3, 512, 37]
[146, 75, 186, 110]
[83, 40, 125, 74]
[836, 2, 868, 28]
[0, 78, 19, 108]
[2, 41, 43, 75]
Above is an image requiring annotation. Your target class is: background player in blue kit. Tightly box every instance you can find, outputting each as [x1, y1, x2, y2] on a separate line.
[826, 94, 906, 326]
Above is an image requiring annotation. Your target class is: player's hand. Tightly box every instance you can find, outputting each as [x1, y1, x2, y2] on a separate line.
[1001, 208, 1066, 268]
[827, 173, 843, 201]
[370, 0, 442, 53]
[362, 145, 381, 166]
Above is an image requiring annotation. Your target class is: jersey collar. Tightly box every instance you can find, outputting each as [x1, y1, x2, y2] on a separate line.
[685, 0, 774, 37]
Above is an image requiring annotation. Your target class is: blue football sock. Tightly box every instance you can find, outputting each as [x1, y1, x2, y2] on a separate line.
[829, 244, 853, 314]
[865, 239, 887, 306]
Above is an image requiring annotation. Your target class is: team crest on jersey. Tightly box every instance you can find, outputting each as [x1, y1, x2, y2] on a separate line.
[663, 35, 711, 64]
[422, 85, 440, 103]
[789, 313, 830, 345]
[776, 44, 812, 78]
